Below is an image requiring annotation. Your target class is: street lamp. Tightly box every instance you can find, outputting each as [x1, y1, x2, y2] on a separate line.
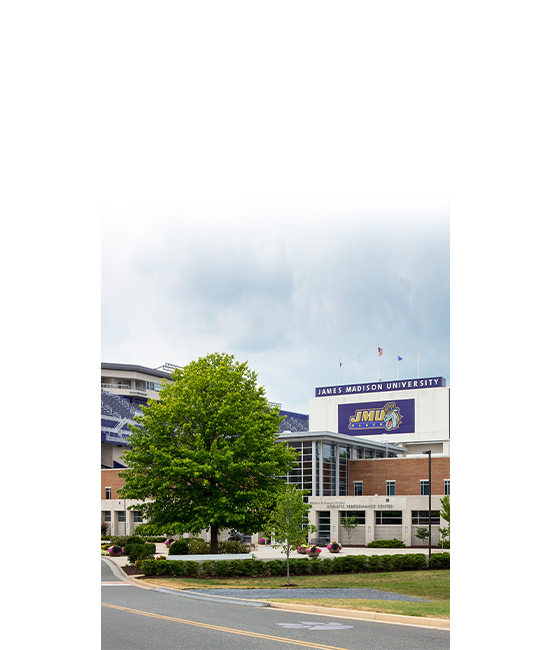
[423, 450, 432, 568]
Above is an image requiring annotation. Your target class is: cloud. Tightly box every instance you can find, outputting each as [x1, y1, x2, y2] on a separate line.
[102, 211, 448, 412]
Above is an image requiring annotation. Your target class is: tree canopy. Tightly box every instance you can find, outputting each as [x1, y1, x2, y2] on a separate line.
[119, 352, 297, 553]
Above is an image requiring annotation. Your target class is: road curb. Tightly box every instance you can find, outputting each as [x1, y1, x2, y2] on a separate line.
[102, 558, 156, 589]
[267, 601, 450, 629]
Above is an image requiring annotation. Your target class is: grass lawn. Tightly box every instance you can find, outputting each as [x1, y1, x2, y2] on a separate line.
[140, 570, 450, 619]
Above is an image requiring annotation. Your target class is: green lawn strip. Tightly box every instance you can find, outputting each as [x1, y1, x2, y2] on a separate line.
[268, 597, 449, 619]
[141, 570, 449, 619]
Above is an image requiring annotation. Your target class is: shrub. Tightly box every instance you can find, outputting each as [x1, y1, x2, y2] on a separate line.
[125, 542, 155, 564]
[288, 558, 310, 575]
[265, 560, 286, 576]
[214, 561, 240, 577]
[429, 552, 450, 569]
[345, 555, 368, 573]
[366, 539, 406, 548]
[218, 540, 251, 554]
[168, 540, 190, 556]
[110, 535, 145, 547]
[392, 553, 427, 571]
[187, 538, 211, 555]
[309, 558, 332, 574]
[331, 555, 351, 573]
[200, 560, 217, 577]
[437, 539, 450, 549]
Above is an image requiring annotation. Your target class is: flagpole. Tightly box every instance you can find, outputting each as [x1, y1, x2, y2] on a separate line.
[339, 357, 341, 384]
[397, 351, 399, 380]
[358, 355, 360, 382]
[377, 345, 379, 382]
[418, 349, 420, 378]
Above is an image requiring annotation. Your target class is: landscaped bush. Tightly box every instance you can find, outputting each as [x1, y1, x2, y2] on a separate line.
[309, 558, 333, 574]
[344, 555, 368, 573]
[137, 552, 448, 578]
[366, 539, 406, 548]
[288, 558, 310, 575]
[168, 540, 190, 555]
[265, 560, 286, 576]
[110, 535, 145, 547]
[218, 540, 250, 554]
[187, 538, 211, 555]
[366, 554, 397, 572]
[392, 553, 427, 571]
[125, 542, 156, 564]
[428, 552, 450, 569]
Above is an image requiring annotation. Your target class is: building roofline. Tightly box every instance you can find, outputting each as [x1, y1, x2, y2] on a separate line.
[277, 430, 407, 454]
[101, 362, 173, 380]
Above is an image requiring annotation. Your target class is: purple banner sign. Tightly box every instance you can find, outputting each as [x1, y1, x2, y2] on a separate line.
[316, 376, 445, 398]
[338, 398, 415, 436]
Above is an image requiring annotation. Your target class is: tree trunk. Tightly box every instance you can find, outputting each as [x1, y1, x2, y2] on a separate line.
[286, 550, 290, 585]
[210, 524, 219, 554]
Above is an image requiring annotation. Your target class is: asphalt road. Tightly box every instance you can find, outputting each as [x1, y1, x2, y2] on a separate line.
[101, 560, 450, 650]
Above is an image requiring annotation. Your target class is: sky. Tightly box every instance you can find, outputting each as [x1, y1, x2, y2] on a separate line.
[101, 3, 449, 415]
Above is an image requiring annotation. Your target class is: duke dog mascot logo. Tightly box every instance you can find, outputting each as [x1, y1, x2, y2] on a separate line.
[382, 402, 402, 431]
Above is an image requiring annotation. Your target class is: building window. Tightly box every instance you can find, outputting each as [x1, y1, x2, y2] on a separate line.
[386, 480, 395, 496]
[322, 442, 336, 496]
[420, 480, 430, 496]
[105, 487, 111, 500]
[316, 511, 331, 541]
[354, 481, 363, 496]
[341, 510, 365, 525]
[133, 511, 143, 523]
[339, 445, 350, 496]
[104, 512, 111, 522]
[286, 441, 312, 494]
[375, 511, 402, 525]
[118, 511, 126, 522]
[444, 479, 450, 495]
[412, 510, 440, 525]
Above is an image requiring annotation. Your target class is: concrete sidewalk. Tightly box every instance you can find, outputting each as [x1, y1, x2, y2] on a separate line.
[103, 541, 447, 568]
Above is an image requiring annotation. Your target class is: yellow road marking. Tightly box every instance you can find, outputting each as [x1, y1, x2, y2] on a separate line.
[101, 602, 352, 650]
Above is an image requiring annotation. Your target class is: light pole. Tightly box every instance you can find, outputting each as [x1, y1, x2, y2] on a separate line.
[423, 450, 432, 568]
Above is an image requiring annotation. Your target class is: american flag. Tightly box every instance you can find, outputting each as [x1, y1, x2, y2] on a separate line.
[378, 347, 383, 356]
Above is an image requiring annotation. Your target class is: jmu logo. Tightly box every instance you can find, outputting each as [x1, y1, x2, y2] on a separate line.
[348, 401, 403, 431]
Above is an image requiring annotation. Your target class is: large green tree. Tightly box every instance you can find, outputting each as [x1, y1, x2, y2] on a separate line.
[119, 353, 297, 553]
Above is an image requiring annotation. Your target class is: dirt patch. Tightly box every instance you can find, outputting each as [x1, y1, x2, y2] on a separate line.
[122, 566, 145, 577]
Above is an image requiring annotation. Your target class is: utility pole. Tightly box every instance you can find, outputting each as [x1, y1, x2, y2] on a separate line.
[423, 450, 432, 568]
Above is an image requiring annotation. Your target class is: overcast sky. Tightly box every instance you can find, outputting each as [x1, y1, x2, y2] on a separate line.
[101, 3, 449, 414]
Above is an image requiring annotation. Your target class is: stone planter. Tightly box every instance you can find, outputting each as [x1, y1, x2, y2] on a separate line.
[307, 552, 321, 558]
[328, 548, 340, 553]
[297, 548, 307, 554]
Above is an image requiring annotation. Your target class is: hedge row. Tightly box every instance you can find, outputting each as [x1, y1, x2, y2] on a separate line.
[139, 552, 450, 577]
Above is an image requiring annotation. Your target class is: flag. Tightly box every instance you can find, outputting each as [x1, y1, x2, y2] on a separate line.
[378, 347, 383, 356]
[398, 355, 403, 361]
[418, 354, 421, 360]
[340, 361, 342, 367]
